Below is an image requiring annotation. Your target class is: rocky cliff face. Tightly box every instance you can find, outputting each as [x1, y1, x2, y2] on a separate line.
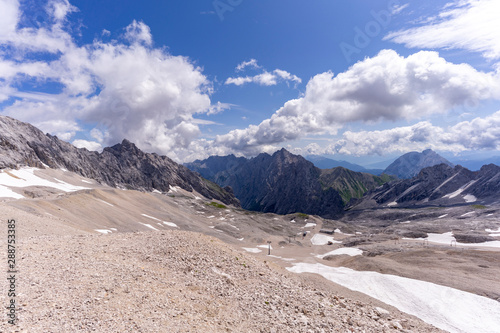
[383, 149, 454, 179]
[0, 116, 239, 206]
[351, 163, 500, 209]
[188, 149, 363, 218]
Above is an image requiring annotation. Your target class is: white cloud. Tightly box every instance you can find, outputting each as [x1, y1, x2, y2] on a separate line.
[235, 58, 260, 72]
[123, 20, 152, 46]
[0, 0, 20, 38]
[386, 0, 500, 60]
[225, 69, 302, 87]
[298, 111, 500, 157]
[215, 50, 500, 153]
[0, 1, 222, 162]
[72, 139, 103, 152]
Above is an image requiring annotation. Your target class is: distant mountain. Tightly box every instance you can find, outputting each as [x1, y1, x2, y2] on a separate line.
[0, 115, 239, 206]
[186, 150, 394, 217]
[305, 155, 383, 175]
[350, 163, 500, 209]
[451, 156, 500, 171]
[188, 149, 344, 218]
[383, 149, 453, 179]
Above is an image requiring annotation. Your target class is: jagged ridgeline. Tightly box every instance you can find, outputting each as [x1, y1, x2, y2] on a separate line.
[0, 115, 239, 206]
[185, 149, 393, 218]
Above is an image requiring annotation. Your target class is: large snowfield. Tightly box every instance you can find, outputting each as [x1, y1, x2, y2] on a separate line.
[288, 263, 500, 333]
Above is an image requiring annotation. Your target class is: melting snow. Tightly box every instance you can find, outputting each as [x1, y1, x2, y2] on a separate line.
[138, 222, 159, 231]
[0, 168, 89, 197]
[463, 194, 477, 203]
[407, 232, 500, 248]
[0, 185, 24, 199]
[460, 211, 474, 217]
[163, 222, 178, 228]
[387, 201, 397, 207]
[304, 223, 316, 228]
[310, 234, 341, 245]
[316, 248, 363, 258]
[438, 214, 448, 219]
[95, 229, 112, 234]
[443, 180, 477, 199]
[287, 263, 500, 333]
[242, 248, 262, 253]
[257, 244, 273, 250]
[96, 199, 114, 207]
[142, 214, 161, 221]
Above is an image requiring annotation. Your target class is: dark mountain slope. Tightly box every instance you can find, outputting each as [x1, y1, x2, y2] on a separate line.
[186, 150, 395, 218]
[0, 115, 239, 206]
[351, 163, 500, 209]
[319, 167, 393, 204]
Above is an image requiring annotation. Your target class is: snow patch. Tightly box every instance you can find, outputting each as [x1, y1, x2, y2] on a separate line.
[387, 201, 397, 207]
[257, 244, 273, 250]
[408, 232, 500, 248]
[163, 222, 178, 228]
[287, 263, 500, 333]
[242, 248, 262, 253]
[463, 194, 477, 203]
[460, 211, 474, 217]
[138, 222, 159, 231]
[310, 234, 341, 246]
[96, 199, 114, 207]
[438, 214, 448, 219]
[316, 248, 363, 258]
[0, 185, 24, 199]
[304, 223, 316, 228]
[0, 168, 89, 196]
[95, 229, 112, 234]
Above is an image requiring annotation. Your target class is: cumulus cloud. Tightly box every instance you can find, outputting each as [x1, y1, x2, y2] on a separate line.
[0, 0, 223, 162]
[295, 110, 500, 157]
[72, 139, 103, 152]
[226, 59, 301, 87]
[235, 59, 260, 72]
[385, 0, 500, 60]
[215, 49, 500, 153]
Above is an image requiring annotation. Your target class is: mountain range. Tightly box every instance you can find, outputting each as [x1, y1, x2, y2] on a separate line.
[305, 155, 384, 175]
[350, 163, 500, 210]
[185, 150, 392, 218]
[0, 115, 239, 206]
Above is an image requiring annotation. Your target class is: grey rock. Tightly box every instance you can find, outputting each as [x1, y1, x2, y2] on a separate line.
[0, 115, 239, 206]
[384, 149, 454, 179]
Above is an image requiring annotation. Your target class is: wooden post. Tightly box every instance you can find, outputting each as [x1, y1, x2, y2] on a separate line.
[267, 241, 271, 255]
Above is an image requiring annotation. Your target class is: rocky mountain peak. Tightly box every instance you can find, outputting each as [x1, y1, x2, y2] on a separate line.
[0, 116, 239, 206]
[384, 149, 454, 179]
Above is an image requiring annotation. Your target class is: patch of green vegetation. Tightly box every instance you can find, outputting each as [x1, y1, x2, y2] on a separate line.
[206, 201, 227, 209]
[296, 213, 309, 219]
[471, 204, 487, 209]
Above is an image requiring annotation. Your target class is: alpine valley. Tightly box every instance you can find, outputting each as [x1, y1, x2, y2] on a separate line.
[1, 116, 500, 333]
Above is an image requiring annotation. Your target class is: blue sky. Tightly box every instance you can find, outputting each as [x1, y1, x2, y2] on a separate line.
[1, 0, 500, 165]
